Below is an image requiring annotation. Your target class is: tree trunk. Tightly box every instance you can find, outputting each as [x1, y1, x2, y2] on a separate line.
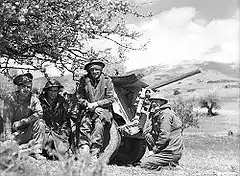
[207, 104, 214, 116]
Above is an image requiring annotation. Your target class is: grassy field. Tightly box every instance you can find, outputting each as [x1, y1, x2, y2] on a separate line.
[105, 135, 239, 176]
[104, 99, 239, 176]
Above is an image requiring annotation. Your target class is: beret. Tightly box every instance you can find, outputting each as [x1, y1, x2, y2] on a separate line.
[13, 73, 33, 86]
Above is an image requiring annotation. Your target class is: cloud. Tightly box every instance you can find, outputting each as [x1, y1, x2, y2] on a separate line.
[125, 7, 239, 71]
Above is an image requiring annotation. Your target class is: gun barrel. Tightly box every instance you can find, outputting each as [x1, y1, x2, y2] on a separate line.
[148, 69, 201, 91]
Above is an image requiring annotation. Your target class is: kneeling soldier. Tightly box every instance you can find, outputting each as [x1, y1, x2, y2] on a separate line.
[140, 94, 184, 170]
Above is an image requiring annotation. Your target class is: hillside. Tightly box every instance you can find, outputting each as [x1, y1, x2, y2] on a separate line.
[140, 61, 238, 85]
[0, 61, 238, 95]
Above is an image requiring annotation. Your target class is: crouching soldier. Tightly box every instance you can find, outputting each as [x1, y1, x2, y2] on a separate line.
[140, 94, 184, 170]
[3, 73, 45, 160]
[39, 79, 71, 159]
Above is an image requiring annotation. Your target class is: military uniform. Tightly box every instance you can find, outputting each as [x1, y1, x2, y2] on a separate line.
[2, 73, 45, 154]
[39, 79, 71, 157]
[74, 61, 115, 155]
[140, 103, 184, 170]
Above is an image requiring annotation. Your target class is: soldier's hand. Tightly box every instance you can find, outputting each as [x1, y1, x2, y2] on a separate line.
[94, 107, 103, 115]
[6, 133, 17, 140]
[128, 126, 140, 135]
[87, 102, 98, 111]
[20, 118, 30, 125]
[145, 133, 155, 148]
[12, 121, 23, 131]
[148, 150, 154, 156]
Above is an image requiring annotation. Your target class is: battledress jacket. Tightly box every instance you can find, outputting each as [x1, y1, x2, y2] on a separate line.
[75, 73, 115, 117]
[3, 91, 43, 139]
[39, 94, 71, 150]
[149, 104, 184, 155]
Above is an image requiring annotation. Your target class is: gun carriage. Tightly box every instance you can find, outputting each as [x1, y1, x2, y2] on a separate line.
[100, 69, 201, 165]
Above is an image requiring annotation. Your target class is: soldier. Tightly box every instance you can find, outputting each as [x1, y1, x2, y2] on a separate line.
[74, 60, 115, 159]
[39, 79, 71, 159]
[3, 73, 45, 160]
[140, 94, 184, 170]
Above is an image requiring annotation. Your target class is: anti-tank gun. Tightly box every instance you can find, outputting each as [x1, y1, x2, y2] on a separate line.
[109, 69, 201, 165]
[131, 69, 202, 125]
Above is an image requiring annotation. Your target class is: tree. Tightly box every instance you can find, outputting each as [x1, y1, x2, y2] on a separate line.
[0, 0, 150, 78]
[199, 93, 221, 116]
[172, 96, 199, 134]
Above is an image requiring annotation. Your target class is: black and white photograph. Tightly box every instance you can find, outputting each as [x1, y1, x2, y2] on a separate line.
[0, 0, 239, 175]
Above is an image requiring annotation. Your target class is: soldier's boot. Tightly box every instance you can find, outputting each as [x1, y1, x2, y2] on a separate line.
[75, 144, 90, 160]
[90, 144, 101, 164]
[79, 144, 90, 156]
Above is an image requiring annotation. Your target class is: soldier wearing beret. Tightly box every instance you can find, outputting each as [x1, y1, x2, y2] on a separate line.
[72, 60, 115, 159]
[3, 73, 45, 160]
[39, 79, 71, 159]
[140, 94, 184, 170]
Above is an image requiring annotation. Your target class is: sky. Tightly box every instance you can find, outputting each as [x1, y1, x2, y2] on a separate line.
[123, 0, 239, 71]
[28, 0, 239, 77]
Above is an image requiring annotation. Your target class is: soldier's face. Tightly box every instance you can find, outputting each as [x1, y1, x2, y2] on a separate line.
[89, 67, 102, 79]
[47, 87, 59, 100]
[18, 83, 32, 97]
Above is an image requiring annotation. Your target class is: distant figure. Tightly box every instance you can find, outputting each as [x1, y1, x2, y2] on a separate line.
[228, 130, 233, 136]
[115, 69, 119, 76]
[2, 73, 45, 160]
[140, 94, 184, 170]
[39, 79, 71, 159]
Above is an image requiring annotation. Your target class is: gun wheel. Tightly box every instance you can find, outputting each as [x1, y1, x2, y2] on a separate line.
[111, 137, 147, 165]
[99, 120, 121, 164]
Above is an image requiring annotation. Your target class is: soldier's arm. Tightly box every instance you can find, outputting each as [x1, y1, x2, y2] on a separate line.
[75, 77, 88, 107]
[61, 102, 71, 136]
[0, 89, 6, 100]
[22, 95, 43, 124]
[95, 79, 115, 108]
[3, 99, 14, 139]
[152, 113, 171, 153]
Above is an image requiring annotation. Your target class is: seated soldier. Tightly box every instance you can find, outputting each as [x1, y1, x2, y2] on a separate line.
[39, 79, 71, 159]
[3, 73, 45, 160]
[140, 94, 184, 170]
[74, 60, 115, 159]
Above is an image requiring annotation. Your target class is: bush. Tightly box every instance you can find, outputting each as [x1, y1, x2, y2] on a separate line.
[172, 96, 199, 134]
[199, 93, 221, 116]
[173, 90, 181, 95]
[187, 88, 196, 92]
[0, 140, 106, 176]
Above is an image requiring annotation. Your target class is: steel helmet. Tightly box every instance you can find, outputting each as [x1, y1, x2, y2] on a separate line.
[149, 92, 168, 104]
[43, 79, 64, 91]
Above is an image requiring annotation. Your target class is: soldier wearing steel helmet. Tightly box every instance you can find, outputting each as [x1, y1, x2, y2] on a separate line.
[73, 60, 115, 159]
[39, 79, 71, 159]
[2, 73, 45, 160]
[140, 93, 184, 170]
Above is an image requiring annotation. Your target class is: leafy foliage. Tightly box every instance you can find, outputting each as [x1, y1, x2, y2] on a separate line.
[199, 93, 221, 116]
[0, 140, 107, 176]
[0, 0, 150, 78]
[172, 96, 199, 133]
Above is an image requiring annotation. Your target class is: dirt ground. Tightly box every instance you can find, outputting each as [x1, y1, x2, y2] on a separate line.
[104, 97, 240, 176]
[105, 135, 239, 176]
